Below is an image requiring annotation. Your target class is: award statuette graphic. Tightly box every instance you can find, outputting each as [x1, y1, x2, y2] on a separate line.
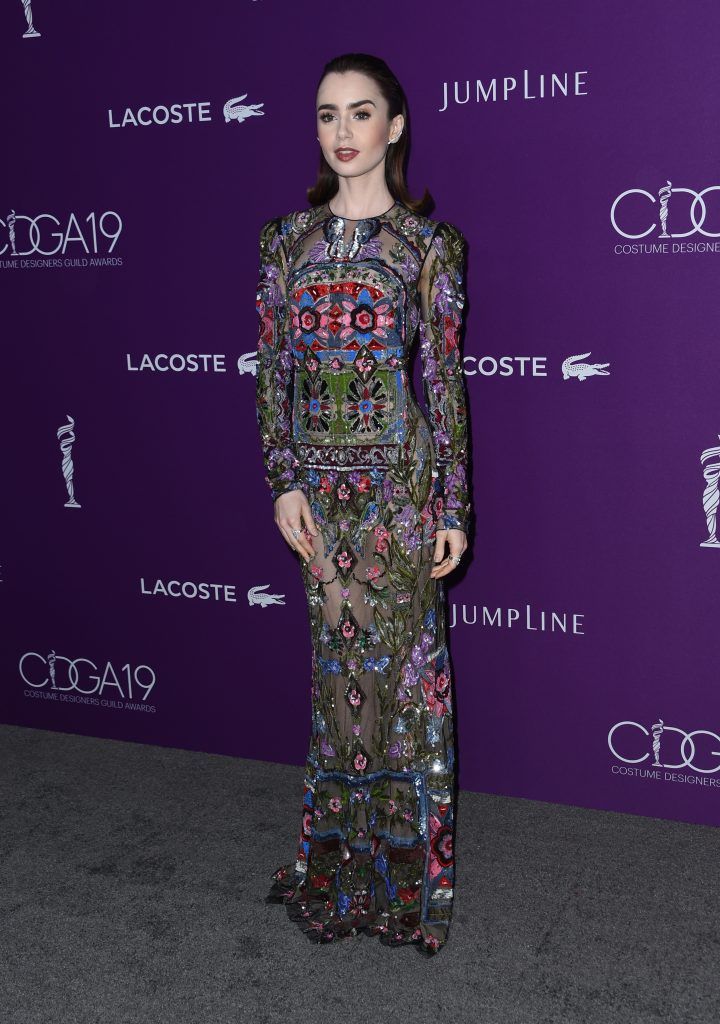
[700, 435, 720, 548]
[7, 211, 17, 256]
[21, 0, 41, 37]
[658, 180, 672, 238]
[651, 718, 664, 767]
[57, 415, 81, 509]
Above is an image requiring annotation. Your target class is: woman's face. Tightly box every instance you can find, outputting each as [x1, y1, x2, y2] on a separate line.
[316, 70, 402, 182]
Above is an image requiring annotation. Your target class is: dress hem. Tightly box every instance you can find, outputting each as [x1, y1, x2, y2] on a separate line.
[265, 866, 448, 956]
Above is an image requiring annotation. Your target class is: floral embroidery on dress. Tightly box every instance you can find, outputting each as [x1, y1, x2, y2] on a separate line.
[255, 199, 472, 955]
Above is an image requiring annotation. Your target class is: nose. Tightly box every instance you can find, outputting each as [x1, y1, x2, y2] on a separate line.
[336, 116, 352, 141]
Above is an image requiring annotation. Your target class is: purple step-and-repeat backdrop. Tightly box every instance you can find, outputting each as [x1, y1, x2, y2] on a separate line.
[3, 1, 719, 828]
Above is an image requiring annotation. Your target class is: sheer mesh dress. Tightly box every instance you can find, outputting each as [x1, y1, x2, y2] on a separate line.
[255, 199, 472, 955]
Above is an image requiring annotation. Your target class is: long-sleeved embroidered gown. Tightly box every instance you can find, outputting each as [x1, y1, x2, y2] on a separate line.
[255, 198, 472, 955]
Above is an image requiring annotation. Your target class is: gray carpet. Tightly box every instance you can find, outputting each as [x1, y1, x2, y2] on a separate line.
[0, 723, 717, 1024]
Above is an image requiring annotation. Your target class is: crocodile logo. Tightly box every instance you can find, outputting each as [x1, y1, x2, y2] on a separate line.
[238, 352, 258, 376]
[223, 94, 265, 124]
[248, 585, 286, 607]
[561, 352, 610, 381]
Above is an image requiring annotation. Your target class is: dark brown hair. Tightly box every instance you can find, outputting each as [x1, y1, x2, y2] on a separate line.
[307, 53, 433, 217]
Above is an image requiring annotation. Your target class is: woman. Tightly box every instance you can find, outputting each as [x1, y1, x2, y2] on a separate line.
[255, 52, 472, 955]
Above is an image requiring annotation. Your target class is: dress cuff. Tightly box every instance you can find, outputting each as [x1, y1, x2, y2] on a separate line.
[440, 513, 471, 533]
[269, 480, 307, 503]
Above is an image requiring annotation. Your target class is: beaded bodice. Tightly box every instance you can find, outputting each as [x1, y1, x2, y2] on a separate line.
[255, 199, 472, 532]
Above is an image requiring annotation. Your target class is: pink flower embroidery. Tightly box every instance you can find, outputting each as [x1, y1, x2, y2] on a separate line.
[373, 523, 390, 554]
[428, 812, 454, 879]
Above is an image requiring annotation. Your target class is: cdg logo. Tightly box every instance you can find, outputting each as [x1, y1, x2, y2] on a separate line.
[0, 211, 123, 256]
[610, 186, 720, 239]
[19, 650, 155, 700]
[608, 719, 720, 774]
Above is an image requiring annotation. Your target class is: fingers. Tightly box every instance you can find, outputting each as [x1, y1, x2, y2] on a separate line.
[430, 529, 447, 579]
[430, 527, 468, 579]
[446, 529, 468, 561]
[279, 522, 314, 561]
[278, 515, 315, 561]
[273, 491, 319, 563]
[298, 523, 316, 559]
[299, 497, 319, 540]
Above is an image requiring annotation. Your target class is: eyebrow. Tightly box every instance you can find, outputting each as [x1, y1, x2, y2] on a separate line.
[317, 99, 376, 112]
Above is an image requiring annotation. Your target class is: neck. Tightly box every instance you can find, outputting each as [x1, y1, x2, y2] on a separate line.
[328, 195, 396, 221]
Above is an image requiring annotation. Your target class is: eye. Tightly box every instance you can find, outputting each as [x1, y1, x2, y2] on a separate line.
[318, 112, 334, 123]
[354, 109, 370, 119]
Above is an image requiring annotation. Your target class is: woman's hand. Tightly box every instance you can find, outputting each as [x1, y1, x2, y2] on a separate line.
[431, 527, 468, 579]
[274, 490, 319, 562]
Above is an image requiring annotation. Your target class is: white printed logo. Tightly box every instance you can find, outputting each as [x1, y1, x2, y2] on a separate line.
[20, 650, 157, 701]
[611, 181, 720, 239]
[561, 352, 610, 380]
[608, 719, 720, 774]
[19, 0, 40, 38]
[701, 435, 720, 548]
[447, 354, 611, 380]
[57, 415, 81, 509]
[237, 352, 258, 376]
[223, 94, 265, 124]
[107, 95, 265, 129]
[249, 585, 286, 607]
[1, 210, 123, 257]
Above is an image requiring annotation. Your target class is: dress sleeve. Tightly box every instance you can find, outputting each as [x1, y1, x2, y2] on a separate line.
[255, 217, 304, 502]
[418, 220, 473, 533]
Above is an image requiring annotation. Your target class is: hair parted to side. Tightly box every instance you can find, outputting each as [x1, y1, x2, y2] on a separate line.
[307, 52, 433, 217]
